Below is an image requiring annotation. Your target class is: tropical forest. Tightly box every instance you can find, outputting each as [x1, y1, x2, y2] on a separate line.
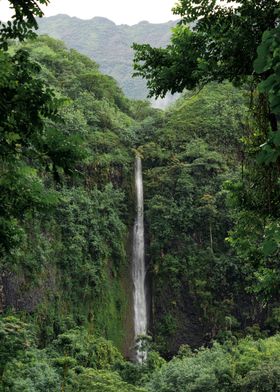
[0, 0, 280, 390]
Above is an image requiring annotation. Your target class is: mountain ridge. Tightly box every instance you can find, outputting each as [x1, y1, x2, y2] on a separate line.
[38, 14, 178, 101]
[43, 14, 177, 27]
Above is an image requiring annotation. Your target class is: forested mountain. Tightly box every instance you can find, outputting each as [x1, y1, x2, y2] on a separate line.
[1, 0, 280, 391]
[1, 35, 136, 349]
[1, 33, 279, 389]
[38, 15, 177, 100]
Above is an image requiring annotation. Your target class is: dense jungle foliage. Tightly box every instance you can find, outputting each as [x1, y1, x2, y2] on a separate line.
[1, 0, 280, 390]
[0, 32, 138, 348]
[134, 0, 280, 352]
[3, 314, 280, 391]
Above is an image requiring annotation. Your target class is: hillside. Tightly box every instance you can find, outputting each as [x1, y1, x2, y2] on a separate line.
[2, 34, 274, 355]
[38, 14, 177, 101]
[2, 34, 280, 389]
[2, 1, 280, 391]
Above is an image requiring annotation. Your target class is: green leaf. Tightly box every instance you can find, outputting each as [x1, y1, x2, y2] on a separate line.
[263, 239, 278, 257]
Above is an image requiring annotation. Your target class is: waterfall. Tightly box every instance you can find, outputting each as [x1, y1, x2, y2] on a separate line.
[132, 156, 147, 362]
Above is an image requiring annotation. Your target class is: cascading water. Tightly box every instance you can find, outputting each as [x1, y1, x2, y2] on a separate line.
[132, 156, 147, 362]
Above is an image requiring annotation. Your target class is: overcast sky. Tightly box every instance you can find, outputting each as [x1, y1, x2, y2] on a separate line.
[0, 0, 179, 25]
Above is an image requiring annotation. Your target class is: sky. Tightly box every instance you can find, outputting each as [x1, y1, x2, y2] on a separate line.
[0, 0, 179, 25]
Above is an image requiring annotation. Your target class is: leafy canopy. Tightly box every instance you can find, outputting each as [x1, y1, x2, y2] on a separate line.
[0, 0, 49, 48]
[254, 24, 280, 115]
[133, 0, 279, 97]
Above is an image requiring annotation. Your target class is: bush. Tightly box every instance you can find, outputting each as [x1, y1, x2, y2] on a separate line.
[50, 328, 124, 370]
[66, 368, 147, 392]
[147, 335, 280, 392]
[1, 349, 60, 392]
[147, 344, 233, 392]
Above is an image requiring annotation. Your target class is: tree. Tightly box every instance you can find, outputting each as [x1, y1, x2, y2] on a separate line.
[133, 0, 278, 131]
[0, 3, 87, 254]
[146, 335, 280, 392]
[254, 24, 280, 115]
[0, 0, 49, 48]
[66, 369, 147, 392]
[134, 0, 280, 302]
[0, 316, 33, 376]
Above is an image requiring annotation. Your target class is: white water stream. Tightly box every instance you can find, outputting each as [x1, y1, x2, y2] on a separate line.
[132, 156, 147, 362]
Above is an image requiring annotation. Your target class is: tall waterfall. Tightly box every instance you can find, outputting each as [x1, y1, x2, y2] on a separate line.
[132, 156, 147, 362]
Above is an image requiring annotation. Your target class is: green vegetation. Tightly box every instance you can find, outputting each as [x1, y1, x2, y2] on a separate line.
[0, 4, 136, 353]
[137, 82, 250, 354]
[147, 335, 280, 392]
[2, 0, 280, 391]
[0, 316, 147, 391]
[37, 15, 177, 100]
[2, 315, 280, 392]
[133, 0, 278, 98]
[133, 0, 280, 353]
[0, 0, 49, 47]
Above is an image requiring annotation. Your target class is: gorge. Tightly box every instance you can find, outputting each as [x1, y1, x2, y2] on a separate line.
[1, 1, 280, 390]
